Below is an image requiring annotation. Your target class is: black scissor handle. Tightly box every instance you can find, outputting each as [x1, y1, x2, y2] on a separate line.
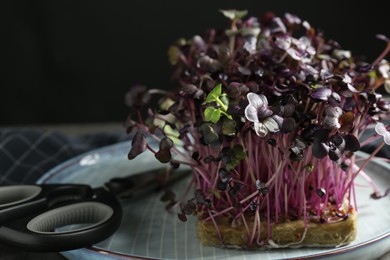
[27, 201, 114, 234]
[0, 184, 94, 224]
[0, 187, 122, 252]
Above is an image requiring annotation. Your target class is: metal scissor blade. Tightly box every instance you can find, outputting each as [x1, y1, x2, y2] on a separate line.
[104, 168, 190, 199]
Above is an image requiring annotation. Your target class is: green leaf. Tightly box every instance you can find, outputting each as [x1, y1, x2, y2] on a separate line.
[204, 95, 215, 104]
[220, 93, 229, 107]
[233, 144, 247, 160]
[368, 70, 377, 80]
[210, 83, 222, 96]
[198, 123, 220, 146]
[204, 84, 222, 104]
[220, 9, 248, 20]
[226, 160, 238, 171]
[204, 107, 221, 123]
[222, 119, 236, 136]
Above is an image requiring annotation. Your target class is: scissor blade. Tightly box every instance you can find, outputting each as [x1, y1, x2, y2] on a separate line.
[104, 168, 190, 199]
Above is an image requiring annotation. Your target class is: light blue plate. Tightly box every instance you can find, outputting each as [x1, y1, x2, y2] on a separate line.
[37, 142, 390, 260]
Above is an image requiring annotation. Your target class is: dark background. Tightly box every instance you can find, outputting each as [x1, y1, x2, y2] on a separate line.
[1, 0, 389, 125]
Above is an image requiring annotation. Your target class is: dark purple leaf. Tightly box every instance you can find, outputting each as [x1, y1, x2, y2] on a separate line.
[160, 137, 174, 150]
[249, 201, 257, 211]
[316, 188, 326, 198]
[246, 81, 259, 93]
[289, 151, 304, 161]
[272, 104, 295, 117]
[378, 98, 390, 111]
[218, 168, 232, 183]
[128, 131, 147, 160]
[280, 118, 296, 133]
[370, 189, 390, 200]
[125, 85, 151, 108]
[285, 13, 301, 25]
[376, 34, 390, 42]
[301, 64, 318, 75]
[329, 149, 341, 161]
[330, 135, 344, 147]
[323, 116, 341, 130]
[283, 104, 295, 117]
[311, 128, 329, 142]
[178, 213, 187, 222]
[255, 67, 264, 77]
[179, 84, 204, 98]
[275, 84, 291, 94]
[274, 36, 292, 50]
[301, 124, 322, 142]
[124, 118, 137, 134]
[302, 21, 311, 30]
[198, 123, 220, 146]
[344, 134, 360, 152]
[356, 62, 373, 73]
[155, 137, 174, 163]
[325, 106, 343, 118]
[192, 152, 200, 161]
[267, 138, 276, 146]
[286, 48, 302, 60]
[226, 82, 249, 98]
[311, 87, 332, 101]
[320, 69, 333, 80]
[330, 92, 341, 103]
[270, 17, 287, 34]
[294, 138, 307, 151]
[195, 189, 205, 204]
[192, 35, 206, 50]
[312, 142, 329, 159]
[341, 162, 349, 171]
[217, 181, 228, 191]
[170, 161, 180, 169]
[237, 66, 252, 75]
[182, 202, 194, 215]
[197, 55, 222, 72]
[346, 83, 359, 93]
[333, 49, 351, 60]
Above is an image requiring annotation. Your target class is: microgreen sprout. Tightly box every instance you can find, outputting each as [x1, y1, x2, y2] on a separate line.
[126, 10, 390, 248]
[203, 84, 232, 123]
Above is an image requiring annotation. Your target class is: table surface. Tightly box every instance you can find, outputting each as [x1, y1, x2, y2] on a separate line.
[1, 122, 389, 260]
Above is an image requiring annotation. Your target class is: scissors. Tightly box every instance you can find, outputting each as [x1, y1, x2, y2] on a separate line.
[0, 168, 185, 252]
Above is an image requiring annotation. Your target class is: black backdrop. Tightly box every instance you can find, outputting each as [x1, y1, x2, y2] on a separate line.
[2, 0, 389, 125]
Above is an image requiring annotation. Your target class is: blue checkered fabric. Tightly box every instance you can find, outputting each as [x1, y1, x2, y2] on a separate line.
[0, 128, 130, 185]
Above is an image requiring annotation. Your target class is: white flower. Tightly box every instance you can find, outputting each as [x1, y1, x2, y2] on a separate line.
[244, 93, 279, 137]
[375, 122, 390, 145]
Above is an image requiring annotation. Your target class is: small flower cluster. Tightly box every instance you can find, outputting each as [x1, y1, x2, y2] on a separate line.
[125, 10, 390, 248]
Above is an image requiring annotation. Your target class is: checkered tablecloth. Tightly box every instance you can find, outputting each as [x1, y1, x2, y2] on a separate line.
[0, 128, 130, 185]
